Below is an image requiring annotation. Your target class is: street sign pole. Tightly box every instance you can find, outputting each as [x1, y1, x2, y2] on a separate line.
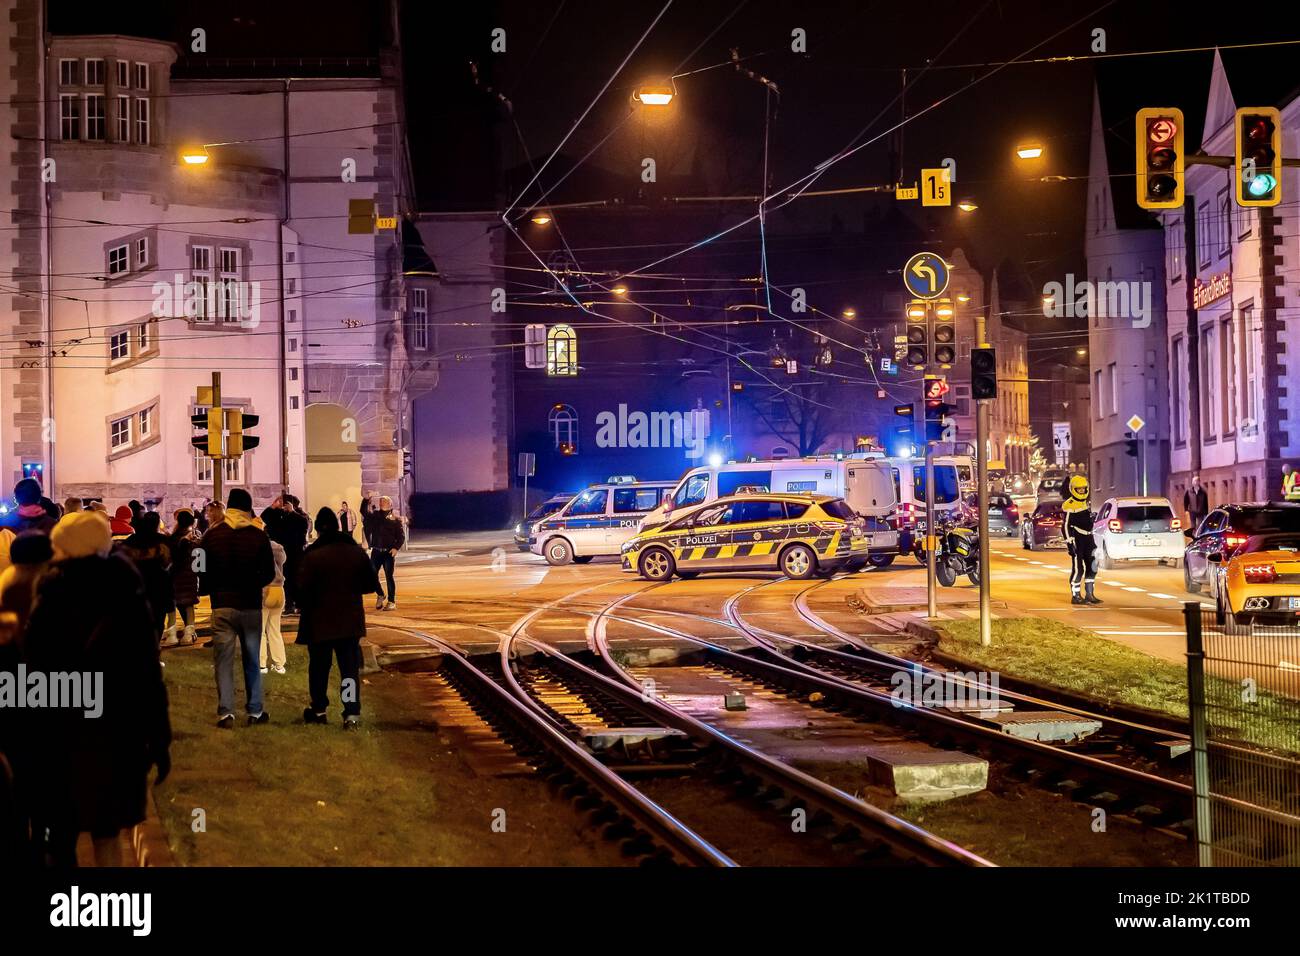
[211, 372, 223, 507]
[925, 443, 938, 621]
[975, 314, 992, 647]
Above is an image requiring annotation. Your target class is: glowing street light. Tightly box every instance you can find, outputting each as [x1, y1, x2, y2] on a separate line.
[633, 82, 674, 107]
[841, 307, 857, 320]
[1016, 142, 1044, 160]
[956, 293, 971, 303]
[180, 147, 210, 165]
[957, 199, 978, 212]
[530, 212, 552, 225]
[611, 284, 629, 296]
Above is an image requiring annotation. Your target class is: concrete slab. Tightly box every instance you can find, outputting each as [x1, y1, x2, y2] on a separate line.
[980, 710, 1103, 742]
[578, 727, 687, 750]
[859, 743, 988, 802]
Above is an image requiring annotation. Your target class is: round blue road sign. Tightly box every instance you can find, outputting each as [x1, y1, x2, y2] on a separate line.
[903, 252, 950, 299]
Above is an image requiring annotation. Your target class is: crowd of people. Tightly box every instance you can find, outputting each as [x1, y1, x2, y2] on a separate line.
[0, 479, 396, 867]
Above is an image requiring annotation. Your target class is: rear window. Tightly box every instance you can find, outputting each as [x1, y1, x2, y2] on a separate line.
[1245, 535, 1300, 554]
[1035, 503, 1063, 517]
[1116, 505, 1174, 531]
[988, 494, 1012, 507]
[613, 487, 662, 513]
[785, 502, 809, 519]
[819, 500, 856, 521]
[913, 466, 959, 504]
[1235, 509, 1300, 534]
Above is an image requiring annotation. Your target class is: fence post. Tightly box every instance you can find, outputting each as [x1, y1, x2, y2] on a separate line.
[1184, 600, 1212, 866]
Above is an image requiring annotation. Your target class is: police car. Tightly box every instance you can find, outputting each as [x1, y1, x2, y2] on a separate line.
[621, 493, 871, 581]
[530, 479, 675, 565]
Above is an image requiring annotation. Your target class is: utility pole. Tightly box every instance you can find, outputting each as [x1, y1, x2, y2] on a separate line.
[975, 313, 992, 647]
[211, 372, 223, 506]
[925, 441, 937, 620]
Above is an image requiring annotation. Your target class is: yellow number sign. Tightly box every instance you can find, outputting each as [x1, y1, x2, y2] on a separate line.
[921, 168, 951, 207]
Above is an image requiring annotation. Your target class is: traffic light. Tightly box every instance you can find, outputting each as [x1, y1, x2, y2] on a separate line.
[905, 299, 928, 369]
[190, 410, 260, 456]
[1235, 107, 1282, 207]
[923, 376, 950, 442]
[893, 402, 914, 453]
[933, 298, 955, 366]
[971, 347, 997, 400]
[1124, 433, 1139, 458]
[191, 409, 223, 456]
[1136, 107, 1185, 210]
[225, 411, 260, 456]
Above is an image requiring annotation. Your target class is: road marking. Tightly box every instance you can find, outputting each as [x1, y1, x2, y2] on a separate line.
[1148, 592, 1179, 600]
[1028, 560, 1044, 565]
[1122, 586, 1145, 592]
[1102, 580, 1126, 587]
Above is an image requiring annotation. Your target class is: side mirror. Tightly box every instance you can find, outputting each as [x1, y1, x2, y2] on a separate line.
[1207, 552, 1222, 564]
[1183, 528, 1194, 540]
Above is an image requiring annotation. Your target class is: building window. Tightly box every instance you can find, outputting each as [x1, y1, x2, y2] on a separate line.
[84, 94, 105, 140]
[954, 384, 971, 417]
[115, 94, 129, 141]
[548, 404, 578, 452]
[1197, 202, 1211, 270]
[1167, 218, 1182, 281]
[1107, 362, 1118, 418]
[1172, 335, 1186, 446]
[1093, 369, 1104, 419]
[191, 246, 213, 321]
[1217, 190, 1231, 258]
[116, 59, 128, 88]
[289, 338, 298, 352]
[546, 324, 577, 376]
[138, 406, 153, 440]
[137, 322, 150, 353]
[134, 97, 149, 144]
[409, 288, 429, 350]
[289, 367, 299, 381]
[84, 58, 104, 86]
[1220, 313, 1236, 437]
[108, 244, 128, 276]
[290, 396, 300, 410]
[1241, 304, 1257, 428]
[110, 416, 131, 450]
[134, 62, 150, 90]
[1200, 323, 1215, 441]
[109, 330, 129, 361]
[218, 247, 241, 320]
[59, 59, 80, 86]
[59, 94, 80, 140]
[134, 237, 150, 270]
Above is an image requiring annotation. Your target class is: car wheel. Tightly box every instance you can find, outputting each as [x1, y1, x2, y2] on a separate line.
[780, 544, 818, 580]
[1184, 561, 1202, 594]
[543, 538, 573, 566]
[936, 557, 958, 587]
[638, 547, 676, 582]
[867, 553, 895, 568]
[1097, 546, 1113, 571]
[572, 555, 594, 565]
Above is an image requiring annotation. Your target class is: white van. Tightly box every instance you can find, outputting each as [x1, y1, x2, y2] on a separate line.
[884, 455, 965, 556]
[640, 457, 900, 559]
[530, 479, 676, 565]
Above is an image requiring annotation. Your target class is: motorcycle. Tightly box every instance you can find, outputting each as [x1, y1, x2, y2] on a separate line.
[914, 517, 981, 587]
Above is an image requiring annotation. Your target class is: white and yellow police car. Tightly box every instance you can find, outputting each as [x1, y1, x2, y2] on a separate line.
[621, 493, 871, 581]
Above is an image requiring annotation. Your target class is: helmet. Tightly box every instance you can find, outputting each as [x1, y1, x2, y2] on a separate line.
[1068, 474, 1089, 501]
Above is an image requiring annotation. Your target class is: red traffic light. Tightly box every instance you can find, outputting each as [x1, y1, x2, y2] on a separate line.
[923, 377, 949, 400]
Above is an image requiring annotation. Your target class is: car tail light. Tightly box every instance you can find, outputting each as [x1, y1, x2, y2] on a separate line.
[1244, 563, 1277, 584]
[1006, 505, 1019, 517]
[1108, 519, 1123, 532]
[1225, 533, 1247, 551]
[1171, 518, 1181, 530]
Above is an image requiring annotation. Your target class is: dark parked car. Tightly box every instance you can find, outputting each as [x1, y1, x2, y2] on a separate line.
[513, 493, 575, 551]
[1021, 500, 1066, 550]
[986, 493, 1021, 536]
[1183, 502, 1300, 595]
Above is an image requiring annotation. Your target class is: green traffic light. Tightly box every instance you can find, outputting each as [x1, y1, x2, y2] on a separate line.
[1248, 172, 1278, 197]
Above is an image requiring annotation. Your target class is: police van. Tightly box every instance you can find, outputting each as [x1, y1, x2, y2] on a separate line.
[885, 455, 965, 558]
[639, 456, 900, 561]
[530, 478, 676, 565]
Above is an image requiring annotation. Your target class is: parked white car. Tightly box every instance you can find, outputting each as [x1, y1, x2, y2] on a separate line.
[1093, 496, 1184, 569]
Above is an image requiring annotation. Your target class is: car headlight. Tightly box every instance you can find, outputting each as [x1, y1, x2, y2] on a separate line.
[515, 523, 522, 534]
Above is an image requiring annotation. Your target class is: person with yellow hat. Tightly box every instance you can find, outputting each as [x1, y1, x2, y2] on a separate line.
[1062, 473, 1103, 606]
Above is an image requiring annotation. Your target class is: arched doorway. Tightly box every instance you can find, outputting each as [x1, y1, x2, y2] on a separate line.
[305, 403, 363, 541]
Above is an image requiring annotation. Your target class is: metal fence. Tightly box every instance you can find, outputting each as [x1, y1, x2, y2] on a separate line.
[1185, 604, 1300, 866]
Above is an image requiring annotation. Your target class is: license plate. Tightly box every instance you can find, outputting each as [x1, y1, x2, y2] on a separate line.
[1287, 597, 1300, 610]
[1137, 537, 1159, 547]
[989, 509, 1002, 515]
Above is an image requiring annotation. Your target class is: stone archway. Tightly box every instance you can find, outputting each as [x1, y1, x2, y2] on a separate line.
[305, 403, 363, 541]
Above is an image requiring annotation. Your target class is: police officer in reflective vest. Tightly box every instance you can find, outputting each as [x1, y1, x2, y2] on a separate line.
[1062, 474, 1103, 606]
[1284, 464, 1300, 502]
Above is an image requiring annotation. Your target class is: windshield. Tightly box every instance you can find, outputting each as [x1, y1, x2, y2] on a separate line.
[671, 473, 710, 508]
[528, 499, 568, 520]
[1236, 509, 1300, 534]
[1244, 534, 1300, 554]
[567, 489, 608, 517]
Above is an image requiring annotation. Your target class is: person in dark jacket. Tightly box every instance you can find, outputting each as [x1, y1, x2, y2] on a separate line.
[4, 479, 56, 536]
[297, 508, 378, 729]
[261, 495, 309, 615]
[24, 511, 170, 867]
[164, 510, 200, 647]
[361, 494, 405, 610]
[199, 489, 275, 727]
[118, 512, 173, 646]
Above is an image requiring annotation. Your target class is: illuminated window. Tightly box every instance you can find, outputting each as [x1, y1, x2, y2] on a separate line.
[548, 404, 578, 452]
[546, 324, 577, 376]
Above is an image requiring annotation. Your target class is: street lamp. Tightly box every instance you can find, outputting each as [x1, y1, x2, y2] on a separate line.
[530, 212, 552, 225]
[1016, 142, 1044, 160]
[180, 146, 210, 165]
[611, 284, 628, 296]
[633, 81, 675, 106]
[841, 307, 857, 320]
[957, 199, 978, 212]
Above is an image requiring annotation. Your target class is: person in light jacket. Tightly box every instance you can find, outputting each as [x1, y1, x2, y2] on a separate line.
[259, 528, 287, 675]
